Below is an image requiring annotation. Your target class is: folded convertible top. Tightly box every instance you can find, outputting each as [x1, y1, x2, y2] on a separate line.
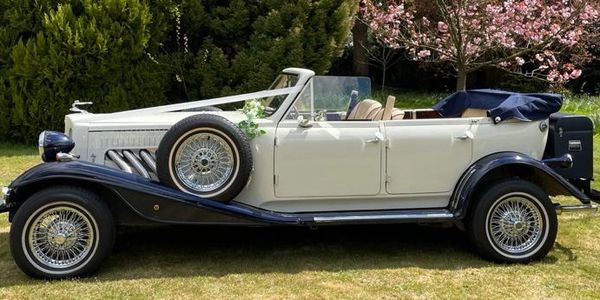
[433, 89, 563, 123]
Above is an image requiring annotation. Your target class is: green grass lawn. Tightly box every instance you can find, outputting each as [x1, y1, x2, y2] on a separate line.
[0, 96, 599, 299]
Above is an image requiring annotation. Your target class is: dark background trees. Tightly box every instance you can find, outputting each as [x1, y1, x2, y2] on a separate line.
[0, 0, 598, 143]
[0, 0, 357, 142]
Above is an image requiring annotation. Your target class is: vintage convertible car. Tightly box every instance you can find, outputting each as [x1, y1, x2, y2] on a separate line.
[1, 68, 599, 278]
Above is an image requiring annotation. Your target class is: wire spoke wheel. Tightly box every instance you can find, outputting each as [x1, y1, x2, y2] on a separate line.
[469, 180, 556, 263]
[11, 188, 114, 279]
[26, 204, 96, 270]
[174, 132, 235, 193]
[487, 195, 544, 254]
[157, 115, 253, 202]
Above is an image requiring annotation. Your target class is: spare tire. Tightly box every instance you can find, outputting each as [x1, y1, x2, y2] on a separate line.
[156, 114, 253, 202]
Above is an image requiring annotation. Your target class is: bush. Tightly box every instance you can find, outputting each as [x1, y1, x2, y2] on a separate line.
[3, 0, 169, 142]
[0, 0, 357, 143]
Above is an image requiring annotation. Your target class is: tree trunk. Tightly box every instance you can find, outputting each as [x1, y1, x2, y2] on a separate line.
[456, 69, 467, 91]
[381, 63, 387, 92]
[352, 21, 369, 76]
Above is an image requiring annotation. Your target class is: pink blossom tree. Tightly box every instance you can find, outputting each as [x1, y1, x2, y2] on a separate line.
[361, 0, 599, 90]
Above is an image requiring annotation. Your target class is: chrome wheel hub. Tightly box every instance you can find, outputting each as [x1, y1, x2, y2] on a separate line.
[175, 132, 234, 192]
[28, 206, 94, 269]
[191, 148, 219, 174]
[488, 195, 543, 254]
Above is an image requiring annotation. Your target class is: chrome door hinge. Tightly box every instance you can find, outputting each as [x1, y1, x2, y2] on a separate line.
[274, 174, 279, 185]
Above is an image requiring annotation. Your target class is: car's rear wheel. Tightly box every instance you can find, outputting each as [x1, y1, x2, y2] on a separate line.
[9, 187, 115, 279]
[156, 114, 253, 202]
[467, 179, 557, 263]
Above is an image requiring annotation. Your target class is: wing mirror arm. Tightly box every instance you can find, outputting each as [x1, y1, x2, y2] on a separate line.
[297, 116, 313, 128]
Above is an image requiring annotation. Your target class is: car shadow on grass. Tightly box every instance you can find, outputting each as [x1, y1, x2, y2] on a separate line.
[0, 224, 565, 285]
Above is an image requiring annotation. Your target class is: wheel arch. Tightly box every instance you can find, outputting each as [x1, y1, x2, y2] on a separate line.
[451, 151, 590, 219]
[7, 177, 145, 225]
[5, 161, 280, 226]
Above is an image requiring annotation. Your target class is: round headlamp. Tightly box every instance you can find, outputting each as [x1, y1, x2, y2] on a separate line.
[38, 131, 75, 162]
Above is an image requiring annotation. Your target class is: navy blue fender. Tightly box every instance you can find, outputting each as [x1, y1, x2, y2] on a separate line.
[450, 151, 590, 219]
[4, 161, 304, 226]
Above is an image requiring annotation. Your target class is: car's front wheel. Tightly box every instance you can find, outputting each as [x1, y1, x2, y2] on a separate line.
[467, 179, 557, 263]
[9, 187, 115, 279]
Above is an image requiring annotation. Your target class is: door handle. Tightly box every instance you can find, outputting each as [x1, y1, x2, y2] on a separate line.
[454, 131, 474, 140]
[366, 132, 384, 143]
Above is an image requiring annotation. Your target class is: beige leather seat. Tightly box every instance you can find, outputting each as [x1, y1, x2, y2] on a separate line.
[390, 108, 405, 120]
[374, 96, 405, 120]
[462, 108, 488, 118]
[346, 99, 382, 120]
[347, 97, 405, 121]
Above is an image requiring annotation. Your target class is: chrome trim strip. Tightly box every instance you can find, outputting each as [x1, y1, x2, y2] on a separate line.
[106, 150, 133, 174]
[123, 150, 151, 179]
[313, 212, 454, 223]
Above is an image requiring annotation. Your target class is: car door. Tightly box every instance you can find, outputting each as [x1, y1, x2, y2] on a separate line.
[384, 118, 474, 194]
[274, 120, 382, 198]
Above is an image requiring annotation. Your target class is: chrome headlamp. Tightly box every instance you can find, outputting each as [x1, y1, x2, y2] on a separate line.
[38, 131, 75, 162]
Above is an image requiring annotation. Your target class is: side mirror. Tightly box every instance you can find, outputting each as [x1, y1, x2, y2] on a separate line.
[297, 116, 313, 128]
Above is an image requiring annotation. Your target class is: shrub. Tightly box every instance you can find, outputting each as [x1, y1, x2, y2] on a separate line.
[5, 0, 169, 142]
[1, 0, 357, 143]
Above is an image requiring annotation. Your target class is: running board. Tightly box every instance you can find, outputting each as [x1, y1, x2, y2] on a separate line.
[555, 203, 598, 215]
[310, 209, 455, 225]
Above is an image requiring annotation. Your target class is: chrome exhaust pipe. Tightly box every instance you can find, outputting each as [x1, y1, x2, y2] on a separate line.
[106, 150, 133, 174]
[139, 150, 157, 174]
[555, 203, 598, 215]
[123, 150, 151, 179]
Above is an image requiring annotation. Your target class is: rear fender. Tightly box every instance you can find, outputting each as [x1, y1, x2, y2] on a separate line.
[450, 151, 590, 219]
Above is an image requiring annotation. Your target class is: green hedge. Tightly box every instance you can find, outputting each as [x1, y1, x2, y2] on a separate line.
[0, 0, 357, 143]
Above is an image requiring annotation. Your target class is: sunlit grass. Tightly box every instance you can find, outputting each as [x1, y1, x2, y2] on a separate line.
[562, 94, 600, 134]
[0, 94, 599, 299]
[372, 89, 440, 108]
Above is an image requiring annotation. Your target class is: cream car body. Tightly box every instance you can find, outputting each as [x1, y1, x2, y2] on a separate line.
[64, 68, 548, 213]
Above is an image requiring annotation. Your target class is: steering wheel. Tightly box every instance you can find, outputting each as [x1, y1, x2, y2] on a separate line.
[345, 91, 360, 120]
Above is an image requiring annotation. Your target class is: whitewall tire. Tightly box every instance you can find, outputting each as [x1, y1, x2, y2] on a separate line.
[467, 179, 557, 263]
[156, 114, 253, 202]
[9, 187, 115, 279]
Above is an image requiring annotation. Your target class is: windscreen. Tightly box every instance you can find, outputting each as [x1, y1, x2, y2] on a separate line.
[312, 76, 371, 112]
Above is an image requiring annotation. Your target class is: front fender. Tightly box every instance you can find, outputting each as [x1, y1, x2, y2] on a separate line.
[450, 152, 590, 219]
[5, 161, 302, 225]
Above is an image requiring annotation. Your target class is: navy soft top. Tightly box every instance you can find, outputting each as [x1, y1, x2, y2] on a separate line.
[433, 89, 563, 123]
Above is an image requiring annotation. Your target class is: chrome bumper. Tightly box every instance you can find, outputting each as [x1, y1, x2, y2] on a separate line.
[555, 203, 598, 215]
[1, 186, 9, 203]
[0, 186, 11, 212]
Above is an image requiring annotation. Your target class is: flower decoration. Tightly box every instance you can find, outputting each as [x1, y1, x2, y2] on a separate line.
[238, 99, 267, 139]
